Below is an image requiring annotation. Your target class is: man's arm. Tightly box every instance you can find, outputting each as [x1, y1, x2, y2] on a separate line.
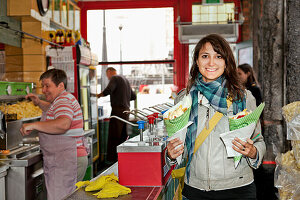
[26, 93, 50, 112]
[97, 92, 104, 98]
[36, 100, 51, 112]
[130, 89, 136, 101]
[97, 77, 117, 98]
[20, 116, 72, 136]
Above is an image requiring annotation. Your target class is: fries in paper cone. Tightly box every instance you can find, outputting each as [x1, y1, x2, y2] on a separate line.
[163, 95, 192, 137]
[229, 103, 265, 131]
[224, 103, 265, 168]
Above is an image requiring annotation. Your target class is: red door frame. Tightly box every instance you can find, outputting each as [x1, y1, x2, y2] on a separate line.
[78, 0, 240, 92]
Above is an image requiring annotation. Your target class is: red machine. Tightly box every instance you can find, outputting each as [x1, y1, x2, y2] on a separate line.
[117, 118, 173, 186]
[118, 143, 172, 186]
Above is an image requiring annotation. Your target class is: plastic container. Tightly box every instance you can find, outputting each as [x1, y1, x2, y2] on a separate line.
[0, 81, 33, 95]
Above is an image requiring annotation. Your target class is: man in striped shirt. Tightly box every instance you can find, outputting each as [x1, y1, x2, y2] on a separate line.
[20, 69, 86, 200]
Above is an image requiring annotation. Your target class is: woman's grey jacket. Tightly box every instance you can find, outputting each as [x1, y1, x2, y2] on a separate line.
[166, 90, 266, 191]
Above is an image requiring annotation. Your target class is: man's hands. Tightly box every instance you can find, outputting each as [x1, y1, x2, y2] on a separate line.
[26, 93, 40, 106]
[167, 138, 184, 160]
[19, 117, 72, 136]
[20, 123, 35, 136]
[97, 93, 104, 98]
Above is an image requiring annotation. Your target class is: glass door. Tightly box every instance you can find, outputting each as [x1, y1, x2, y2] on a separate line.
[79, 65, 91, 130]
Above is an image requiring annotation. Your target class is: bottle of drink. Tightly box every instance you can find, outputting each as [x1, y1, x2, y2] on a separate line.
[55, 30, 61, 44]
[60, 30, 65, 45]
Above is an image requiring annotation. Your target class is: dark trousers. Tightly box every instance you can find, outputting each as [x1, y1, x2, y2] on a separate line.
[182, 182, 256, 200]
[254, 165, 278, 200]
[107, 106, 129, 162]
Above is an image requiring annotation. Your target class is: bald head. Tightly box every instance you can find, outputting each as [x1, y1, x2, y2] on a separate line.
[106, 67, 117, 80]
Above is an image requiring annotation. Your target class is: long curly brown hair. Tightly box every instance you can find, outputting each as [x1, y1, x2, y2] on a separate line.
[186, 34, 244, 101]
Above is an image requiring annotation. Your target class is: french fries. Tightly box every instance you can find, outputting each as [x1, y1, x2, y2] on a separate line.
[230, 109, 251, 119]
[164, 105, 188, 120]
[0, 101, 42, 120]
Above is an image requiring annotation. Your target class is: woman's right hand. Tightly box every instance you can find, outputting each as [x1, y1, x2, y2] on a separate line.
[167, 138, 184, 160]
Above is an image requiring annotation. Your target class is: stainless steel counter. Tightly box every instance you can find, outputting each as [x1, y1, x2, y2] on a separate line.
[65, 163, 165, 200]
[83, 129, 95, 137]
[1, 144, 46, 200]
[117, 132, 166, 153]
[0, 163, 9, 178]
[117, 120, 167, 153]
[0, 163, 9, 200]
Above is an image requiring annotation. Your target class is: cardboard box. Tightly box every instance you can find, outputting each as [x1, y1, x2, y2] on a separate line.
[7, 0, 39, 17]
[5, 55, 23, 71]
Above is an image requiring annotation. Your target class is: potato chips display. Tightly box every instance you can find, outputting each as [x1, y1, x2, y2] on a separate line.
[275, 101, 300, 200]
[275, 150, 300, 200]
[0, 101, 42, 120]
[282, 101, 300, 122]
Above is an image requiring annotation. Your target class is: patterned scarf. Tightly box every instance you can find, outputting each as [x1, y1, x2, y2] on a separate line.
[185, 74, 246, 183]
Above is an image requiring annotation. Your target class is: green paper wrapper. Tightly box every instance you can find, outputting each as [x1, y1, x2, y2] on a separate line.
[164, 107, 191, 137]
[229, 102, 265, 131]
[163, 95, 192, 137]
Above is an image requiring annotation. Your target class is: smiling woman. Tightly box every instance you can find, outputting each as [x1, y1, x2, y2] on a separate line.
[166, 34, 266, 200]
[196, 42, 226, 83]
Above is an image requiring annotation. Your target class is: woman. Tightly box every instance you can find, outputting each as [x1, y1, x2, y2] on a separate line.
[237, 63, 262, 107]
[166, 34, 266, 200]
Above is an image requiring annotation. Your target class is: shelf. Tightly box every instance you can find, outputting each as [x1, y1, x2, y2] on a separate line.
[21, 116, 41, 122]
[92, 139, 97, 145]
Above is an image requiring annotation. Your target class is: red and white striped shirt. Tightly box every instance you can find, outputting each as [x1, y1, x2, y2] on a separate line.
[45, 91, 87, 157]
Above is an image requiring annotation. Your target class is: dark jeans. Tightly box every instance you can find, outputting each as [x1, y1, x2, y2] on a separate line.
[254, 165, 278, 200]
[107, 106, 129, 162]
[182, 182, 257, 200]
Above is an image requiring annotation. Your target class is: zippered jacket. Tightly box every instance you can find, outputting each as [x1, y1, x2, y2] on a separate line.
[185, 90, 266, 191]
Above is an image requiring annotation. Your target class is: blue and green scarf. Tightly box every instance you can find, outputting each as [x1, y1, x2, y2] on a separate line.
[185, 74, 246, 183]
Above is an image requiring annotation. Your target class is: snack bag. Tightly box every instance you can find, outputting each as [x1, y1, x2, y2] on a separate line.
[274, 150, 300, 200]
[163, 94, 192, 137]
[282, 101, 300, 168]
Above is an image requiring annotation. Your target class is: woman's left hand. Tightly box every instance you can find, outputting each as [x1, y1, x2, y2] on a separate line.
[232, 137, 257, 159]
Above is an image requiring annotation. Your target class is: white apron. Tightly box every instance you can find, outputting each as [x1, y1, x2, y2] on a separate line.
[39, 112, 77, 200]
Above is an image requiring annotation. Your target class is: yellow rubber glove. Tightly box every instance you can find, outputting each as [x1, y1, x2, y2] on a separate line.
[85, 173, 118, 192]
[75, 181, 90, 189]
[93, 182, 131, 199]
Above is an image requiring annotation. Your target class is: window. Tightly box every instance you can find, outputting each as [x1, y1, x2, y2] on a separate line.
[192, 3, 235, 24]
[87, 8, 174, 62]
[87, 8, 175, 110]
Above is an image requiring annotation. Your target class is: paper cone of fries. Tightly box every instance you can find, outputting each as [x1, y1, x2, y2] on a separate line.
[163, 95, 192, 137]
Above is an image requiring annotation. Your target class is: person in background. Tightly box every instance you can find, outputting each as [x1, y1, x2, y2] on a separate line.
[237, 63, 262, 106]
[20, 69, 85, 200]
[97, 67, 136, 163]
[166, 34, 266, 200]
